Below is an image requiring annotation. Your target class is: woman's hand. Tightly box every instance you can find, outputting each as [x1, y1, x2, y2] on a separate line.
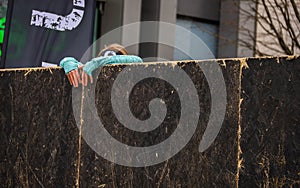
[81, 71, 93, 86]
[60, 57, 83, 87]
[65, 64, 93, 87]
[66, 65, 83, 87]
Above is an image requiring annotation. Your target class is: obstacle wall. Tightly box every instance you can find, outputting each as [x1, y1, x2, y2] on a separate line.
[0, 56, 299, 187]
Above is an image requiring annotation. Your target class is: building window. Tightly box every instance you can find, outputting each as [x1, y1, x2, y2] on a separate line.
[174, 16, 218, 60]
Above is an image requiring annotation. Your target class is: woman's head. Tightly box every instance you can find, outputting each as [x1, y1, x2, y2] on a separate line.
[97, 43, 128, 57]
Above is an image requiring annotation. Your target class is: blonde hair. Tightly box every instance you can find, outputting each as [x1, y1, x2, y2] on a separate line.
[97, 43, 129, 57]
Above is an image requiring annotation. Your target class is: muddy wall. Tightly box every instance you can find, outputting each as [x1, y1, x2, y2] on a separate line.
[0, 56, 299, 187]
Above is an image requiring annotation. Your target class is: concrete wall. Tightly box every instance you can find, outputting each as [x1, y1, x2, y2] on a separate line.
[177, 0, 220, 22]
[0, 56, 299, 187]
[218, 0, 240, 58]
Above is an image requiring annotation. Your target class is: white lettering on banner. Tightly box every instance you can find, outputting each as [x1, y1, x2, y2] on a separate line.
[30, 0, 85, 31]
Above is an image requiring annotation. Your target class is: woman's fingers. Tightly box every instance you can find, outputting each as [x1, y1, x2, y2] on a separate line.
[66, 66, 92, 87]
[66, 74, 73, 86]
[74, 69, 82, 83]
[68, 73, 75, 86]
[81, 72, 93, 86]
[67, 67, 93, 87]
[72, 72, 79, 87]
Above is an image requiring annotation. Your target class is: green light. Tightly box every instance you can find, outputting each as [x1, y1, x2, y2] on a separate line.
[0, 17, 6, 57]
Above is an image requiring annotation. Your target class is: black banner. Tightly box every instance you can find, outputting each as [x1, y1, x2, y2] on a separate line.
[1, 0, 96, 68]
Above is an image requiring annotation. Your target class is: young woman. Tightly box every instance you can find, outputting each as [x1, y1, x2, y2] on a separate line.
[60, 44, 142, 87]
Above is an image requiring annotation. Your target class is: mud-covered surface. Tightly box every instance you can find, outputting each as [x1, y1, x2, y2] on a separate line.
[0, 56, 299, 187]
[0, 69, 79, 187]
[240, 56, 300, 187]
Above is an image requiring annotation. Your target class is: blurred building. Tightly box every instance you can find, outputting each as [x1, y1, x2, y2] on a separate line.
[2, 0, 298, 62]
[95, 0, 256, 60]
[0, 0, 257, 62]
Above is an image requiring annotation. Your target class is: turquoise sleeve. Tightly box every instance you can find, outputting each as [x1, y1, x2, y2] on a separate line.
[83, 55, 143, 76]
[59, 57, 83, 74]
